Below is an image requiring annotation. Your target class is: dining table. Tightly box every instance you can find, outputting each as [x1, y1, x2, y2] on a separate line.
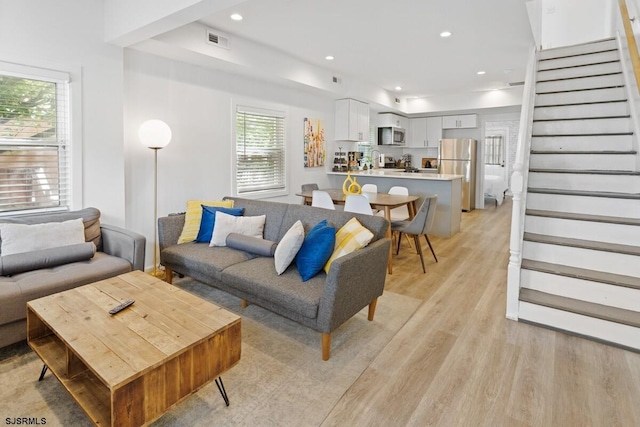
[296, 188, 419, 274]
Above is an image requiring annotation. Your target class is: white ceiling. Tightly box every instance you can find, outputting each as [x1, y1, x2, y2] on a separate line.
[198, 0, 534, 100]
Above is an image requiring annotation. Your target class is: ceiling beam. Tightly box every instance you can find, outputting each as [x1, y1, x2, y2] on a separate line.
[104, 0, 247, 47]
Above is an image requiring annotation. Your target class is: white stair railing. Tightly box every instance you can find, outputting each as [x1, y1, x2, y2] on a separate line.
[506, 46, 538, 320]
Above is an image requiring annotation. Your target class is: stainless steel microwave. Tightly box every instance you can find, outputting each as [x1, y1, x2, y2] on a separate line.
[378, 126, 406, 146]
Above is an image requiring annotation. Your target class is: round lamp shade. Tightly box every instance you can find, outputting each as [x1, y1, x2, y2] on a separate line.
[139, 119, 172, 149]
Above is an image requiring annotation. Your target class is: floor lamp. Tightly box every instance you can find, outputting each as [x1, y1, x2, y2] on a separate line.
[139, 119, 172, 278]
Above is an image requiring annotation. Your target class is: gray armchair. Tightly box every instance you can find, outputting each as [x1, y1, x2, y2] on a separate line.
[391, 195, 438, 273]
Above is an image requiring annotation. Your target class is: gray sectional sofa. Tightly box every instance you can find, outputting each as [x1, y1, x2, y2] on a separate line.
[158, 197, 391, 360]
[0, 208, 146, 348]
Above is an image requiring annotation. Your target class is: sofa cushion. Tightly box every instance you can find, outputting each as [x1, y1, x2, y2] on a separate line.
[274, 220, 304, 275]
[210, 213, 266, 247]
[278, 204, 389, 243]
[1, 242, 96, 276]
[195, 206, 244, 243]
[0, 207, 102, 251]
[178, 200, 234, 244]
[0, 252, 131, 326]
[295, 220, 336, 282]
[161, 242, 253, 281]
[0, 219, 86, 256]
[224, 197, 288, 242]
[226, 233, 277, 257]
[221, 257, 325, 319]
[324, 218, 374, 273]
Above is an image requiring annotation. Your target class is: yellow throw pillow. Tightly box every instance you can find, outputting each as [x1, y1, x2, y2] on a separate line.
[324, 217, 374, 273]
[177, 200, 234, 244]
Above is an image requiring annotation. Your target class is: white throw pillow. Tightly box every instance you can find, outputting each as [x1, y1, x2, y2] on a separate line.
[210, 212, 266, 247]
[0, 218, 85, 256]
[274, 220, 305, 275]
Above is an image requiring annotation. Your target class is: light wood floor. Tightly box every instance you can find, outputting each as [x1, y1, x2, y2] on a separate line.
[322, 197, 640, 426]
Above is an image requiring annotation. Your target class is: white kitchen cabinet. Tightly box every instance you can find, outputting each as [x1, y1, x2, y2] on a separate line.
[408, 117, 442, 148]
[442, 114, 478, 129]
[408, 118, 427, 147]
[378, 113, 408, 130]
[426, 116, 443, 147]
[335, 98, 370, 141]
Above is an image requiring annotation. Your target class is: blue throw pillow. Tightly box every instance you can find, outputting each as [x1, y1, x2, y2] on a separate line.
[195, 205, 244, 243]
[295, 220, 336, 282]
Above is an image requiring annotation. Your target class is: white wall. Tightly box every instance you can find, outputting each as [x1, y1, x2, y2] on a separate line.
[124, 49, 335, 269]
[540, 0, 615, 49]
[0, 0, 126, 226]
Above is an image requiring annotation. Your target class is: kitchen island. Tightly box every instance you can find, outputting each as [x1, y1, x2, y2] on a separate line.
[327, 170, 463, 238]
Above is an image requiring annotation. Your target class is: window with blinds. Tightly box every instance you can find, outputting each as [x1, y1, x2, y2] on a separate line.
[0, 67, 70, 213]
[484, 135, 504, 165]
[356, 124, 376, 166]
[235, 106, 285, 194]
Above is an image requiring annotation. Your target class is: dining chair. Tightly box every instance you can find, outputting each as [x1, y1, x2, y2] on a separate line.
[301, 183, 319, 204]
[388, 186, 410, 221]
[344, 194, 373, 215]
[386, 186, 413, 248]
[391, 195, 438, 273]
[361, 183, 377, 193]
[311, 190, 335, 210]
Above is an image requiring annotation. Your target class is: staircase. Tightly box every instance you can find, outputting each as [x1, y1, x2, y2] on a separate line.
[518, 38, 640, 350]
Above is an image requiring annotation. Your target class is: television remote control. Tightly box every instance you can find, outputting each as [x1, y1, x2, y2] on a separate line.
[109, 299, 135, 315]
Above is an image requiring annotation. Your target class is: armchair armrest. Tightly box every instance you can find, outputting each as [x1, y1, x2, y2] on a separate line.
[316, 237, 390, 333]
[100, 224, 146, 271]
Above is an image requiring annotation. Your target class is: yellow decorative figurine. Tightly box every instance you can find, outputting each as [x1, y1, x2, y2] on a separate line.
[342, 171, 362, 195]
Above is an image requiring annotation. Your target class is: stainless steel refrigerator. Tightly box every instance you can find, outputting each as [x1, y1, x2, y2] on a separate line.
[438, 138, 477, 211]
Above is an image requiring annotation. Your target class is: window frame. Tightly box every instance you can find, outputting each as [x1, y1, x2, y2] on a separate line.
[232, 99, 288, 199]
[0, 60, 79, 216]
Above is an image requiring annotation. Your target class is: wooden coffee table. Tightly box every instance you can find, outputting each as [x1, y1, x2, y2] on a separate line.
[27, 270, 241, 426]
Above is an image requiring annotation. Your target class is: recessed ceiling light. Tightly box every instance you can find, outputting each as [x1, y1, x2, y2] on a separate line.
[325, 55, 334, 60]
[477, 70, 486, 75]
[440, 31, 452, 38]
[395, 86, 402, 91]
[230, 13, 243, 21]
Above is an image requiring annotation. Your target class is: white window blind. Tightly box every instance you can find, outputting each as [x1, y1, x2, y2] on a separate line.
[0, 67, 70, 213]
[484, 135, 504, 165]
[356, 124, 376, 166]
[235, 106, 285, 194]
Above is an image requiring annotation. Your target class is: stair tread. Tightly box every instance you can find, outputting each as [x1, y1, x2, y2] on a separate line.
[519, 288, 640, 328]
[528, 187, 640, 199]
[536, 85, 625, 95]
[533, 115, 630, 122]
[521, 259, 640, 289]
[523, 232, 640, 256]
[530, 150, 637, 155]
[532, 133, 633, 137]
[537, 71, 622, 83]
[539, 58, 620, 67]
[535, 100, 628, 108]
[540, 49, 619, 61]
[529, 168, 640, 175]
[525, 209, 640, 225]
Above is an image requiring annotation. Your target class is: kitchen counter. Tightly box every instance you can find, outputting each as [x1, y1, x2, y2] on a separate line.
[328, 169, 461, 181]
[327, 170, 462, 238]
